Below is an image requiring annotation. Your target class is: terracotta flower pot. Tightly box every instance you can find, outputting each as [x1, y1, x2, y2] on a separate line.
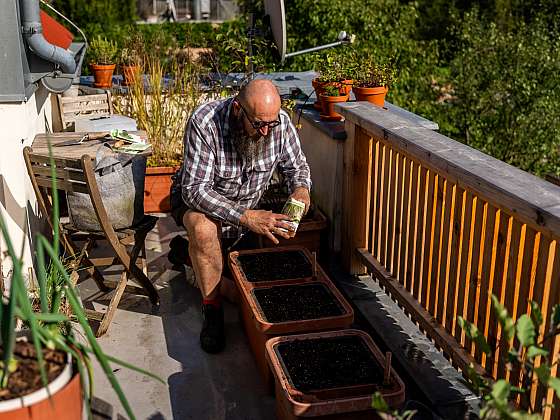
[266, 329, 406, 420]
[144, 166, 179, 213]
[319, 93, 349, 121]
[90, 63, 116, 89]
[229, 246, 354, 388]
[352, 85, 388, 107]
[0, 355, 83, 420]
[122, 64, 140, 86]
[340, 79, 353, 96]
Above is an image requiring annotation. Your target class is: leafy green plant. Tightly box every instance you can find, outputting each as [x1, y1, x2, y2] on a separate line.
[351, 53, 396, 88]
[0, 149, 163, 419]
[89, 36, 118, 65]
[371, 392, 416, 419]
[458, 295, 560, 419]
[323, 84, 342, 97]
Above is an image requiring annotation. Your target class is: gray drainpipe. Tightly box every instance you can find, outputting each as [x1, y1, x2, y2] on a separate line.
[20, 0, 76, 74]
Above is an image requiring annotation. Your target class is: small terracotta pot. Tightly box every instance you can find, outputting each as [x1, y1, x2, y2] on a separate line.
[90, 63, 116, 89]
[122, 64, 140, 86]
[229, 246, 354, 388]
[319, 93, 349, 121]
[266, 329, 406, 419]
[352, 85, 388, 107]
[144, 166, 179, 213]
[340, 79, 353, 96]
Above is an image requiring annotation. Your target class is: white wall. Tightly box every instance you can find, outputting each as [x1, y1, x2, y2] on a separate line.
[0, 86, 53, 283]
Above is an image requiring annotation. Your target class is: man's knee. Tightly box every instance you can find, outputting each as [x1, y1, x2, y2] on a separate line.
[183, 211, 221, 249]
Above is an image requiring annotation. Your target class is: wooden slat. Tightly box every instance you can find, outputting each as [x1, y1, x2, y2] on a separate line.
[389, 151, 402, 276]
[26, 153, 84, 169]
[64, 112, 109, 122]
[357, 248, 487, 377]
[377, 143, 389, 265]
[31, 165, 86, 182]
[368, 139, 381, 256]
[451, 190, 473, 336]
[419, 171, 436, 307]
[34, 176, 89, 194]
[442, 185, 463, 329]
[433, 179, 454, 320]
[384, 148, 396, 268]
[412, 166, 428, 300]
[62, 101, 110, 113]
[398, 157, 413, 286]
[493, 218, 522, 378]
[60, 93, 109, 104]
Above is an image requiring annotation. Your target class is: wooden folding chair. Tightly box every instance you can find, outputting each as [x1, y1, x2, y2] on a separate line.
[23, 146, 159, 336]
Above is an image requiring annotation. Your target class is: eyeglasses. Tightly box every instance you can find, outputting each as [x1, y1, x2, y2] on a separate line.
[236, 101, 281, 130]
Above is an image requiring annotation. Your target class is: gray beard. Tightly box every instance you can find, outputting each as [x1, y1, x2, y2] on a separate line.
[231, 113, 268, 161]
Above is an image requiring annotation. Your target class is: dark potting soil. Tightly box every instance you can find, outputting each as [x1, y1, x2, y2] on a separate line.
[277, 336, 382, 392]
[0, 341, 67, 401]
[253, 283, 344, 322]
[237, 250, 312, 282]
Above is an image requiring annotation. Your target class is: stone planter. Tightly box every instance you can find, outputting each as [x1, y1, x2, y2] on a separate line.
[144, 166, 178, 213]
[266, 329, 406, 420]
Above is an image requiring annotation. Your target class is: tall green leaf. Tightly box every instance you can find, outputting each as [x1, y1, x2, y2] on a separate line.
[516, 314, 536, 347]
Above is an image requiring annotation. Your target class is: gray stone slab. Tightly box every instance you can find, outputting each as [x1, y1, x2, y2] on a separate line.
[337, 274, 480, 419]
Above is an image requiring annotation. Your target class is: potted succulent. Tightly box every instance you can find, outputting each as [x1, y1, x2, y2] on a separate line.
[319, 84, 349, 121]
[351, 56, 396, 107]
[0, 173, 162, 419]
[89, 36, 118, 89]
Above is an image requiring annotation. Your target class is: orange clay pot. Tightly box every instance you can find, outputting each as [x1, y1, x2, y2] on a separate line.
[352, 85, 388, 107]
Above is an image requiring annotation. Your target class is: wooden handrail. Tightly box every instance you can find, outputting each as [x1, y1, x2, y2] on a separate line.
[337, 102, 560, 419]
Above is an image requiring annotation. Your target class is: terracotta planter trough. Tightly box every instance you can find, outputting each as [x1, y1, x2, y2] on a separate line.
[144, 166, 178, 213]
[229, 246, 354, 388]
[266, 329, 406, 420]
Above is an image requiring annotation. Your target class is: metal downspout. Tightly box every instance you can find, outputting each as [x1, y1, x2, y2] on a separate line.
[20, 0, 76, 74]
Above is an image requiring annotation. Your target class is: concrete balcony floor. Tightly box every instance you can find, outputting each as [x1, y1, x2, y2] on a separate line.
[78, 215, 274, 419]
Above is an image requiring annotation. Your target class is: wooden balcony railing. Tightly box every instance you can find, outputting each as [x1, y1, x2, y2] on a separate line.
[337, 102, 560, 418]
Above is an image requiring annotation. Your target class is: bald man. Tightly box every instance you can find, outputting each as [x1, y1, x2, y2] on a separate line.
[169, 79, 311, 353]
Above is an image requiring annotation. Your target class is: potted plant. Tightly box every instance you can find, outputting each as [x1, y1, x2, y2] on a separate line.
[266, 329, 406, 419]
[113, 45, 204, 213]
[119, 33, 144, 87]
[228, 247, 354, 387]
[0, 172, 162, 419]
[351, 56, 396, 107]
[313, 51, 352, 112]
[89, 36, 118, 89]
[319, 85, 349, 121]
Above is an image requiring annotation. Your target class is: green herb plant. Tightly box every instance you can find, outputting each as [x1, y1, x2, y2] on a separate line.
[0, 147, 163, 419]
[89, 36, 118, 65]
[458, 295, 560, 419]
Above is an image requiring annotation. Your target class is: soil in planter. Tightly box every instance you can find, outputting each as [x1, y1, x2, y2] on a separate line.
[253, 283, 343, 322]
[238, 250, 312, 282]
[277, 336, 382, 392]
[0, 341, 66, 401]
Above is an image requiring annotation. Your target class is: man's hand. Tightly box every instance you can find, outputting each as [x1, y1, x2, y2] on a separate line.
[289, 187, 311, 215]
[240, 209, 293, 244]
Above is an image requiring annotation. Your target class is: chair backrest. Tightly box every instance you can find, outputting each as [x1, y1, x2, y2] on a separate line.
[57, 92, 114, 131]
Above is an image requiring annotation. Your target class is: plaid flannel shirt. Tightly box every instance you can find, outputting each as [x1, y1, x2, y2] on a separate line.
[176, 97, 311, 238]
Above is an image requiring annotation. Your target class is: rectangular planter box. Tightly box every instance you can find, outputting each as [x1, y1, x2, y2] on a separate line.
[228, 246, 353, 388]
[266, 329, 406, 419]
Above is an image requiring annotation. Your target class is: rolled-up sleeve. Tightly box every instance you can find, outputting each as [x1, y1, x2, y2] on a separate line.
[181, 117, 247, 226]
[277, 117, 312, 193]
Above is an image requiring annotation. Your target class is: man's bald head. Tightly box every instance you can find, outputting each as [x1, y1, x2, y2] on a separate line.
[236, 79, 281, 118]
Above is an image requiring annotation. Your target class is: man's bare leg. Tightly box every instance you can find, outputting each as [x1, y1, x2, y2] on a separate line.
[183, 210, 223, 299]
[183, 210, 226, 353]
